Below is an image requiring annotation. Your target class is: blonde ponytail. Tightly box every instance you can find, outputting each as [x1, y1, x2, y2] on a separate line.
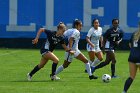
[133, 22, 140, 41]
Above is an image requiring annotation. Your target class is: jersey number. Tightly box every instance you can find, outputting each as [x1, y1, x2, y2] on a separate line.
[113, 37, 116, 41]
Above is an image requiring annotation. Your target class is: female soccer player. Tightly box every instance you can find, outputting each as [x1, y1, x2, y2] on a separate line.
[27, 22, 73, 81]
[86, 19, 103, 71]
[55, 19, 98, 80]
[122, 23, 140, 93]
[92, 19, 124, 78]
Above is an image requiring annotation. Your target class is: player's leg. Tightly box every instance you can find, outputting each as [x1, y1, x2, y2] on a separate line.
[84, 51, 95, 73]
[27, 55, 48, 81]
[55, 52, 72, 75]
[88, 51, 96, 64]
[45, 52, 60, 79]
[122, 62, 137, 93]
[110, 51, 117, 77]
[94, 51, 111, 70]
[86, 44, 95, 65]
[75, 51, 98, 79]
[91, 51, 103, 67]
[55, 60, 71, 75]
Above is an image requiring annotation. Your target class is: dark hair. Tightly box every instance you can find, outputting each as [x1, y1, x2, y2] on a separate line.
[92, 18, 99, 27]
[112, 18, 119, 24]
[72, 19, 82, 28]
[57, 22, 64, 29]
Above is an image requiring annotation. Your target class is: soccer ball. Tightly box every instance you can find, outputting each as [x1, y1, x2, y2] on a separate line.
[102, 74, 111, 83]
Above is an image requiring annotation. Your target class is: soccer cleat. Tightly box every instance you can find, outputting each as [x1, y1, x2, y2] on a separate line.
[111, 75, 119, 78]
[89, 75, 98, 80]
[50, 74, 60, 80]
[27, 73, 32, 81]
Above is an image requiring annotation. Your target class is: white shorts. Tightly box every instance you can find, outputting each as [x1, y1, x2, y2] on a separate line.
[86, 44, 101, 53]
[64, 49, 81, 62]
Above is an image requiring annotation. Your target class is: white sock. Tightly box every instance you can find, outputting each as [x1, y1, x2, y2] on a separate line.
[85, 62, 92, 76]
[89, 60, 92, 66]
[91, 59, 100, 67]
[55, 65, 64, 75]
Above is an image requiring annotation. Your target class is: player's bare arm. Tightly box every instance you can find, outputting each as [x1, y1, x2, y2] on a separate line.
[86, 36, 94, 48]
[32, 28, 45, 44]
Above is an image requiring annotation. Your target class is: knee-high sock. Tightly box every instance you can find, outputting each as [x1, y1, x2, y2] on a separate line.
[85, 62, 92, 76]
[91, 59, 100, 67]
[111, 64, 115, 76]
[123, 77, 133, 92]
[52, 63, 58, 76]
[89, 60, 92, 66]
[55, 65, 64, 75]
[95, 62, 108, 69]
[29, 65, 40, 77]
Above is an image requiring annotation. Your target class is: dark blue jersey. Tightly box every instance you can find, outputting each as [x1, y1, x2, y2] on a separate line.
[103, 27, 124, 50]
[41, 29, 65, 52]
[129, 32, 140, 49]
[128, 32, 140, 63]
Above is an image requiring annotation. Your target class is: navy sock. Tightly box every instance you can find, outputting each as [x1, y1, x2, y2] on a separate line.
[52, 63, 58, 76]
[29, 65, 40, 77]
[111, 64, 115, 76]
[123, 77, 133, 92]
[95, 62, 108, 69]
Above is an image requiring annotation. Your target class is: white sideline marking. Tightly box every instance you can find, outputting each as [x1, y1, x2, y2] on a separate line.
[0, 51, 19, 57]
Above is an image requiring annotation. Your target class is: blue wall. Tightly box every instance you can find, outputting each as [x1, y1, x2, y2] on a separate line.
[0, 0, 140, 39]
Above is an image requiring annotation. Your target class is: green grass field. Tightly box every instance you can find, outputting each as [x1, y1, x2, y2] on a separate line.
[0, 48, 140, 93]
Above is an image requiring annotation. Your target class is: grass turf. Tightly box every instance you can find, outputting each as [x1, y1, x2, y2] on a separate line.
[0, 48, 139, 93]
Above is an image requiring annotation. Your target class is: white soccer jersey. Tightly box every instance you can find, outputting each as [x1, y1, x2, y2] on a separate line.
[64, 28, 80, 50]
[87, 27, 102, 47]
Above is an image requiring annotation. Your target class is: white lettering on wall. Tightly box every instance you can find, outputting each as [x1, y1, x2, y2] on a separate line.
[119, 0, 128, 27]
[45, 0, 54, 29]
[83, 0, 104, 26]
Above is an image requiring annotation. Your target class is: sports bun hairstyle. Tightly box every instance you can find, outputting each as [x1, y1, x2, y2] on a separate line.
[57, 22, 64, 29]
[72, 19, 82, 28]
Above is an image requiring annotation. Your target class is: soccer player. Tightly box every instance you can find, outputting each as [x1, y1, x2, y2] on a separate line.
[92, 18, 124, 78]
[85, 18, 103, 72]
[27, 22, 73, 81]
[55, 19, 98, 80]
[122, 23, 140, 93]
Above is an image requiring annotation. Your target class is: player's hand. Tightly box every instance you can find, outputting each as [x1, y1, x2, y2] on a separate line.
[32, 38, 38, 44]
[91, 44, 94, 48]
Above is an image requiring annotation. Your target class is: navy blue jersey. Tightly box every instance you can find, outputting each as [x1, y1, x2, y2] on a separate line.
[129, 33, 140, 49]
[128, 32, 140, 63]
[41, 29, 65, 52]
[103, 27, 124, 50]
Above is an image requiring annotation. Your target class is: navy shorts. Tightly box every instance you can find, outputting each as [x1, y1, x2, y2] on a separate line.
[40, 48, 49, 55]
[128, 49, 140, 64]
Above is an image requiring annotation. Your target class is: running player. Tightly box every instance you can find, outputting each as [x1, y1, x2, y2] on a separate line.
[122, 23, 140, 93]
[27, 22, 73, 81]
[55, 19, 98, 80]
[92, 18, 124, 78]
[85, 18, 103, 72]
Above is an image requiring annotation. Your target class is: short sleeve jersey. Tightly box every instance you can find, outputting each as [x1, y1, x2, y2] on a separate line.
[64, 28, 80, 50]
[42, 29, 65, 52]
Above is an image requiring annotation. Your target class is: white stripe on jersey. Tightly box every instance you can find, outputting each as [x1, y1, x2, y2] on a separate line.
[64, 28, 80, 50]
[87, 27, 102, 47]
[44, 39, 50, 49]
